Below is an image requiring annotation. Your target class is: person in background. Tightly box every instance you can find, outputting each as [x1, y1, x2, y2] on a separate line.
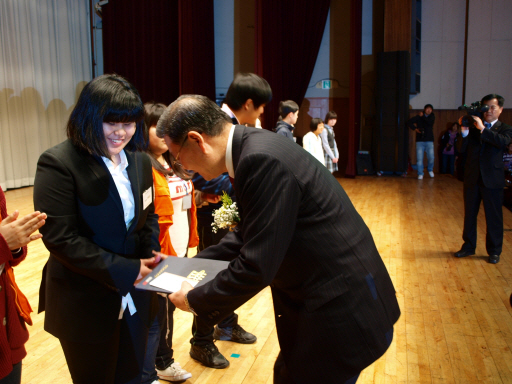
[454, 94, 512, 264]
[0, 187, 46, 384]
[141, 102, 196, 383]
[274, 100, 299, 141]
[440, 122, 460, 175]
[303, 118, 326, 166]
[503, 142, 512, 171]
[407, 104, 435, 179]
[33, 74, 161, 384]
[321, 111, 340, 174]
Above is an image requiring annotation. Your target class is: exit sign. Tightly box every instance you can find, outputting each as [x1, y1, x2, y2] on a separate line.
[322, 80, 332, 89]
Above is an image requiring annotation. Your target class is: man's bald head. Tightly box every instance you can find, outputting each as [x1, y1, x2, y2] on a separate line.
[156, 95, 231, 144]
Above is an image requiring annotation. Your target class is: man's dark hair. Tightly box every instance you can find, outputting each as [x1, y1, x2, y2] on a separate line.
[278, 100, 299, 119]
[67, 74, 147, 159]
[324, 111, 337, 122]
[481, 94, 504, 107]
[310, 118, 324, 132]
[224, 73, 272, 110]
[156, 95, 231, 143]
[424, 104, 434, 111]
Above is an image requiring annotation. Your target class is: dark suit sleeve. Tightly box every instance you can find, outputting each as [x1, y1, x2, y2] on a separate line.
[187, 153, 301, 324]
[34, 150, 140, 296]
[406, 115, 420, 130]
[481, 123, 512, 149]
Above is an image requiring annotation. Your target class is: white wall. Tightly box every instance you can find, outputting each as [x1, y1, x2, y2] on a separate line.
[409, 0, 466, 109]
[214, 0, 234, 103]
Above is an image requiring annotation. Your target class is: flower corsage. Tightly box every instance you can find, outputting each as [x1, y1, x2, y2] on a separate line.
[212, 191, 240, 233]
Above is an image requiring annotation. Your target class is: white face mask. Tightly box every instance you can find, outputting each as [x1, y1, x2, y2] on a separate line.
[461, 129, 469, 138]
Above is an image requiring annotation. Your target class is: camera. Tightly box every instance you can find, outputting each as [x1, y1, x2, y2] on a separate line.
[458, 101, 489, 127]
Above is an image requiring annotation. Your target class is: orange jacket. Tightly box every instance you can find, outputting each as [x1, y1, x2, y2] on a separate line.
[152, 168, 199, 256]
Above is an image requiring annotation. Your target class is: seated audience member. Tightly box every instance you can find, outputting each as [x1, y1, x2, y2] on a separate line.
[321, 111, 340, 173]
[441, 122, 460, 175]
[189, 73, 271, 369]
[0, 187, 46, 384]
[274, 100, 299, 141]
[33, 74, 160, 384]
[141, 102, 196, 383]
[303, 118, 326, 166]
[503, 142, 512, 171]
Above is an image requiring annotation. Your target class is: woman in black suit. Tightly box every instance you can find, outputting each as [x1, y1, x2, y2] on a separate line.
[34, 74, 161, 384]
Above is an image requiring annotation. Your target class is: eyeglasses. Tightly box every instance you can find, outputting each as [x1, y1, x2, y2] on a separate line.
[172, 136, 188, 169]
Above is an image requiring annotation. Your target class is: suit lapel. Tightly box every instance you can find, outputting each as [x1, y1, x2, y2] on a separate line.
[80, 151, 125, 216]
[125, 150, 140, 234]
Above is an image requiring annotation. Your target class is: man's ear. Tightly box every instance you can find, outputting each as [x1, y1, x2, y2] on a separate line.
[187, 131, 208, 154]
[242, 99, 254, 111]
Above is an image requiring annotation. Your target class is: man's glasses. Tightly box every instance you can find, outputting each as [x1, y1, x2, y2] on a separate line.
[172, 136, 188, 170]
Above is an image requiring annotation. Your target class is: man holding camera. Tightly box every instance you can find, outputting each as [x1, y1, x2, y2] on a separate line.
[455, 94, 512, 264]
[407, 104, 436, 180]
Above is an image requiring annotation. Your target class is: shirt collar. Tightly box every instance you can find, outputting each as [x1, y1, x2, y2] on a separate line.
[225, 125, 236, 178]
[221, 104, 239, 124]
[102, 149, 128, 173]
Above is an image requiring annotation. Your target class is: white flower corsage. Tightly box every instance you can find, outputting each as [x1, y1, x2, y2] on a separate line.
[212, 191, 240, 233]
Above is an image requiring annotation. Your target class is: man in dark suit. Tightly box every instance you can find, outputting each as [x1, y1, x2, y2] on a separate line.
[454, 94, 512, 264]
[157, 95, 400, 383]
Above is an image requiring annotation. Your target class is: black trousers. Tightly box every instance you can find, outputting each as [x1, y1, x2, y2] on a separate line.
[191, 312, 239, 346]
[462, 182, 504, 255]
[59, 314, 149, 384]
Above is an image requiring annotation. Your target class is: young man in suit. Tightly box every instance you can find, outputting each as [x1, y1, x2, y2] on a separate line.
[189, 73, 272, 369]
[454, 94, 512, 264]
[158, 95, 401, 383]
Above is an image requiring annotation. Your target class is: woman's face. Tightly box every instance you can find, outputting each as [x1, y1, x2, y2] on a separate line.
[451, 124, 458, 132]
[103, 122, 136, 158]
[328, 118, 337, 127]
[148, 125, 168, 156]
[315, 123, 325, 135]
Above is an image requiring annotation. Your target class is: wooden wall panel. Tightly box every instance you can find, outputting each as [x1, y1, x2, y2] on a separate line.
[384, 0, 412, 52]
[408, 108, 512, 173]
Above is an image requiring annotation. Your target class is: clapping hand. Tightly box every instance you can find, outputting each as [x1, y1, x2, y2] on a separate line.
[0, 210, 47, 250]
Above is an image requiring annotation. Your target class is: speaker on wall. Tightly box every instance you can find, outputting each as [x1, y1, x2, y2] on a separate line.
[374, 51, 410, 174]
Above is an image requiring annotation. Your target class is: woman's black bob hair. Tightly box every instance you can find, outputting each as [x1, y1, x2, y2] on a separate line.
[67, 74, 147, 159]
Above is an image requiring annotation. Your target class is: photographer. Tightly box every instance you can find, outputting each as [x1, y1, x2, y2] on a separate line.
[407, 104, 435, 179]
[454, 94, 512, 264]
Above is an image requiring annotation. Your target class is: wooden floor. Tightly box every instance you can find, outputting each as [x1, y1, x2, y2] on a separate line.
[6, 174, 512, 384]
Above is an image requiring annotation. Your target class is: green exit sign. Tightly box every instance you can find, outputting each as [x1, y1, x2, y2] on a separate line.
[322, 80, 332, 89]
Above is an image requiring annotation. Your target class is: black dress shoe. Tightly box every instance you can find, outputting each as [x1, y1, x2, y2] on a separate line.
[488, 255, 500, 264]
[190, 342, 229, 369]
[213, 324, 257, 344]
[454, 249, 475, 258]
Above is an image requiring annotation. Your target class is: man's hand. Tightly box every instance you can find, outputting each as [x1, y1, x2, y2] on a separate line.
[204, 193, 221, 204]
[134, 257, 156, 285]
[169, 281, 194, 312]
[415, 128, 421, 133]
[0, 210, 47, 250]
[332, 158, 339, 164]
[472, 116, 485, 131]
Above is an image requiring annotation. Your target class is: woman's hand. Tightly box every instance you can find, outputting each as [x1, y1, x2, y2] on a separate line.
[0, 210, 47, 250]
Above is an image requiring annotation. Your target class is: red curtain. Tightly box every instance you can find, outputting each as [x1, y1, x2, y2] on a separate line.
[255, 0, 330, 131]
[345, 0, 362, 177]
[102, 0, 215, 104]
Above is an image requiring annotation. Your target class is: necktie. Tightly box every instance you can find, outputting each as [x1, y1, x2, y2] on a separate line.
[484, 122, 492, 129]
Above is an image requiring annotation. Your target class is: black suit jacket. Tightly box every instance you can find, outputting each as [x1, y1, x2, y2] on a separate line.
[191, 126, 400, 382]
[34, 140, 160, 343]
[460, 121, 512, 188]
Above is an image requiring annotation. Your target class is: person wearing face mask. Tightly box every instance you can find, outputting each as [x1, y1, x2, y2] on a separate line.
[454, 94, 512, 264]
[274, 100, 299, 141]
